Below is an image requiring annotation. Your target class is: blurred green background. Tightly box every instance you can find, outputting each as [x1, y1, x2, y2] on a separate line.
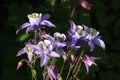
[0, 0, 120, 80]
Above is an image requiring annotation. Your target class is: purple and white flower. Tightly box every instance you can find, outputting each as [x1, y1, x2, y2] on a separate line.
[83, 25, 105, 51]
[16, 43, 38, 62]
[16, 13, 55, 34]
[43, 33, 66, 59]
[82, 55, 100, 73]
[67, 21, 86, 50]
[37, 40, 60, 67]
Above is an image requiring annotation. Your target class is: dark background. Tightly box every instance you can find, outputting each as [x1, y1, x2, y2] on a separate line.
[0, 0, 120, 80]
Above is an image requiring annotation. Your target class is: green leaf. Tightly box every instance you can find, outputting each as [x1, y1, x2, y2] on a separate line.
[19, 34, 29, 41]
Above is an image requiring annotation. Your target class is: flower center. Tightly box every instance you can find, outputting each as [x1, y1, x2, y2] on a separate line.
[87, 61, 93, 66]
[31, 13, 39, 18]
[76, 29, 81, 34]
[43, 44, 47, 50]
[88, 29, 93, 36]
[25, 46, 32, 54]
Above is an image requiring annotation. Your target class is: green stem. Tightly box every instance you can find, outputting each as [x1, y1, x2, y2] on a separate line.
[70, 5, 76, 18]
[66, 63, 74, 80]
[69, 50, 84, 80]
[60, 60, 66, 75]
[34, 29, 37, 44]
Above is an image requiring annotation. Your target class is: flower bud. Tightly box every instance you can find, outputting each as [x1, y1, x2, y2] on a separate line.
[79, 0, 92, 10]
[63, 55, 67, 62]
[71, 54, 76, 63]
[17, 61, 23, 70]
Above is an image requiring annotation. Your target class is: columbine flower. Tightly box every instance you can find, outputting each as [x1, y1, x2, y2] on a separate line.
[43, 33, 66, 54]
[16, 42, 38, 62]
[67, 21, 86, 50]
[47, 65, 59, 80]
[83, 25, 105, 51]
[16, 13, 55, 34]
[37, 40, 60, 67]
[79, 0, 92, 10]
[82, 55, 100, 73]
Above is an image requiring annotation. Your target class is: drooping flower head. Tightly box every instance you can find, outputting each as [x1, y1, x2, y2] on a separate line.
[37, 40, 60, 67]
[16, 42, 38, 62]
[47, 65, 59, 80]
[16, 13, 55, 34]
[82, 55, 100, 73]
[83, 25, 105, 51]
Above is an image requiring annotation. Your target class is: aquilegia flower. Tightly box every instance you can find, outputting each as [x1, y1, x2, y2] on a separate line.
[16, 42, 38, 62]
[37, 40, 60, 67]
[83, 25, 105, 51]
[16, 13, 55, 34]
[47, 65, 59, 80]
[67, 21, 86, 50]
[82, 55, 100, 73]
[43, 33, 66, 59]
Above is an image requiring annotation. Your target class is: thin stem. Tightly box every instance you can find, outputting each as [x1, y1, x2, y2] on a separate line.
[34, 29, 37, 44]
[60, 60, 66, 75]
[69, 50, 84, 80]
[74, 62, 82, 78]
[43, 64, 47, 80]
[66, 63, 74, 80]
[72, 50, 84, 74]
[70, 5, 76, 18]
[51, 58, 55, 65]
[45, 74, 49, 80]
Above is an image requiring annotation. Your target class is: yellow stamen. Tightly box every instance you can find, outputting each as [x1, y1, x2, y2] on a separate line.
[27, 47, 32, 52]
[32, 13, 39, 18]
[89, 29, 93, 35]
[76, 29, 81, 34]
[43, 44, 47, 50]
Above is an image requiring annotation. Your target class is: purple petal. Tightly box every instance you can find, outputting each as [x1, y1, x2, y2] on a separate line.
[41, 14, 51, 20]
[43, 34, 55, 42]
[58, 48, 66, 56]
[16, 22, 30, 34]
[16, 48, 25, 56]
[40, 54, 49, 67]
[34, 50, 41, 55]
[55, 42, 66, 47]
[82, 25, 88, 31]
[88, 41, 94, 51]
[84, 61, 89, 73]
[26, 26, 34, 34]
[27, 53, 33, 62]
[48, 66, 58, 80]
[69, 21, 77, 33]
[41, 20, 55, 27]
[50, 51, 60, 57]
[93, 38, 105, 49]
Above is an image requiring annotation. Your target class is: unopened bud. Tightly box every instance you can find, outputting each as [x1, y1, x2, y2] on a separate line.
[63, 55, 67, 62]
[17, 61, 23, 70]
[71, 54, 76, 63]
[79, 0, 92, 10]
